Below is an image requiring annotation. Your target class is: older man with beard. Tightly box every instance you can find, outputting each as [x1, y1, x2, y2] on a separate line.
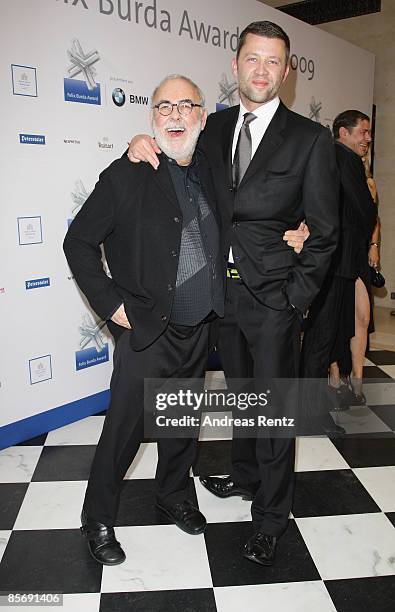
[63, 74, 225, 566]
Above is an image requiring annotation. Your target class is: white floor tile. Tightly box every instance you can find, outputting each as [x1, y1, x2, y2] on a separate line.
[205, 370, 227, 390]
[199, 411, 233, 441]
[330, 406, 392, 435]
[13, 481, 87, 530]
[296, 513, 395, 580]
[364, 358, 375, 366]
[194, 476, 252, 523]
[101, 524, 212, 592]
[295, 437, 349, 472]
[354, 466, 395, 512]
[124, 442, 158, 479]
[214, 581, 337, 612]
[0, 531, 11, 563]
[377, 365, 395, 379]
[363, 382, 395, 406]
[45, 416, 105, 446]
[0, 447, 43, 483]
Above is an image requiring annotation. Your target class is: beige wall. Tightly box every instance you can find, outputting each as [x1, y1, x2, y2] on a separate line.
[318, 1, 395, 306]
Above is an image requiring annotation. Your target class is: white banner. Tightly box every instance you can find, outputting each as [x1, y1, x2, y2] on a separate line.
[0, 0, 374, 441]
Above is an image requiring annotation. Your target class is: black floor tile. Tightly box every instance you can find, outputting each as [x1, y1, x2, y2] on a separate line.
[193, 440, 232, 476]
[116, 478, 198, 527]
[362, 366, 395, 383]
[0, 529, 102, 593]
[325, 575, 395, 612]
[204, 520, 320, 587]
[31, 445, 96, 481]
[292, 470, 380, 518]
[386, 512, 395, 528]
[0, 483, 28, 529]
[15, 433, 48, 446]
[370, 405, 395, 430]
[330, 434, 395, 467]
[366, 350, 395, 366]
[100, 589, 217, 612]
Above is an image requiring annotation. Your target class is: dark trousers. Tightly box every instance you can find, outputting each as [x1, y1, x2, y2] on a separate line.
[217, 278, 300, 537]
[83, 321, 211, 526]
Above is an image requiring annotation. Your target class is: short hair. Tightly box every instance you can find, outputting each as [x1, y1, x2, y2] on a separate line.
[333, 110, 370, 139]
[151, 74, 205, 108]
[236, 21, 290, 63]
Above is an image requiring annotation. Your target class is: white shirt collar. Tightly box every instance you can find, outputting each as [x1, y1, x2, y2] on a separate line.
[238, 96, 280, 123]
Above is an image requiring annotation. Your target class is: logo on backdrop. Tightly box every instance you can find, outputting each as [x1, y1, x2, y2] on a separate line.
[75, 313, 109, 371]
[29, 355, 52, 385]
[98, 136, 114, 151]
[64, 39, 101, 105]
[308, 97, 333, 129]
[112, 87, 125, 107]
[11, 64, 37, 97]
[68, 179, 91, 226]
[64, 137, 81, 145]
[217, 73, 238, 111]
[25, 277, 50, 290]
[112, 88, 149, 107]
[19, 134, 45, 145]
[17, 216, 43, 245]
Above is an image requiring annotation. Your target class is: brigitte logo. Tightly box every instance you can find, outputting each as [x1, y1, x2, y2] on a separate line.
[67, 39, 100, 90]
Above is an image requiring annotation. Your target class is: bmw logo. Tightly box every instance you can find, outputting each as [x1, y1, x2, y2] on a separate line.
[112, 88, 126, 107]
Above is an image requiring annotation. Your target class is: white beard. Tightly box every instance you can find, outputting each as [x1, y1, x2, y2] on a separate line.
[152, 119, 202, 163]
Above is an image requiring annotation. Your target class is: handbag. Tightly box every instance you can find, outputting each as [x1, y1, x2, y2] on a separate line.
[370, 266, 385, 288]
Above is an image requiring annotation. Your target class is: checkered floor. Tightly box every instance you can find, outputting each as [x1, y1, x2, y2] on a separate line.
[1, 350, 395, 612]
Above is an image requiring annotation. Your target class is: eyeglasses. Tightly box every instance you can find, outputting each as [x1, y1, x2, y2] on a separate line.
[153, 99, 203, 117]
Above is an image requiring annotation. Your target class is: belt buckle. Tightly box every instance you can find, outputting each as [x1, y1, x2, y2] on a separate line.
[227, 266, 240, 280]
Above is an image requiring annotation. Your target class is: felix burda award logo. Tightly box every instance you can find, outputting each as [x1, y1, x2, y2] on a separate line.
[64, 39, 101, 105]
[75, 313, 109, 371]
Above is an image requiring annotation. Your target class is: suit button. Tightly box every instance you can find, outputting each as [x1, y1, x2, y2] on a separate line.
[233, 221, 239, 227]
[171, 250, 177, 257]
[161, 315, 167, 321]
[229, 187, 234, 192]
[167, 284, 173, 291]
[173, 216, 180, 223]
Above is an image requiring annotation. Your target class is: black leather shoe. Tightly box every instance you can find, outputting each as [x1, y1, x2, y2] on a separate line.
[81, 512, 126, 566]
[199, 476, 254, 500]
[243, 531, 277, 566]
[156, 500, 206, 535]
[329, 384, 355, 411]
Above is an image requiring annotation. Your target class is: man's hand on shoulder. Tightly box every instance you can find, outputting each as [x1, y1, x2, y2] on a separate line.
[283, 221, 310, 254]
[111, 303, 132, 329]
[127, 135, 162, 170]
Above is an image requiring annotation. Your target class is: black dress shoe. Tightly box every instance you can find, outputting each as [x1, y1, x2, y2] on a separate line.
[156, 500, 206, 535]
[81, 512, 126, 566]
[243, 531, 277, 566]
[199, 476, 254, 500]
[329, 384, 355, 411]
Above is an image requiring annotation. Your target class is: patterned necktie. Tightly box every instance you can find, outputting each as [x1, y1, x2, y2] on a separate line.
[233, 112, 257, 188]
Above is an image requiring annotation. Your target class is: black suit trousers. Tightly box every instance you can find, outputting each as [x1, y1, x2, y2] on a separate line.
[218, 278, 300, 537]
[83, 321, 211, 526]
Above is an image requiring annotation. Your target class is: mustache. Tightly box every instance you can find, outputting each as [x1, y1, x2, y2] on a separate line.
[162, 120, 187, 130]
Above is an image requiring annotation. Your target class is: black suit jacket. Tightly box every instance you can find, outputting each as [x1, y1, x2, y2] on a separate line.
[63, 152, 223, 351]
[199, 101, 339, 313]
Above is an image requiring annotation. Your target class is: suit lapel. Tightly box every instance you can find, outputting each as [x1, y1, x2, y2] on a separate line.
[151, 158, 181, 212]
[240, 102, 288, 187]
[220, 106, 239, 188]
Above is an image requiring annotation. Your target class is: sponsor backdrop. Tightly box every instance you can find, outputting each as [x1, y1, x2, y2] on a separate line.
[0, 0, 374, 448]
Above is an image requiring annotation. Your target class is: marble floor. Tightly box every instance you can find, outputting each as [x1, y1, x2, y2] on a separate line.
[0, 350, 394, 611]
